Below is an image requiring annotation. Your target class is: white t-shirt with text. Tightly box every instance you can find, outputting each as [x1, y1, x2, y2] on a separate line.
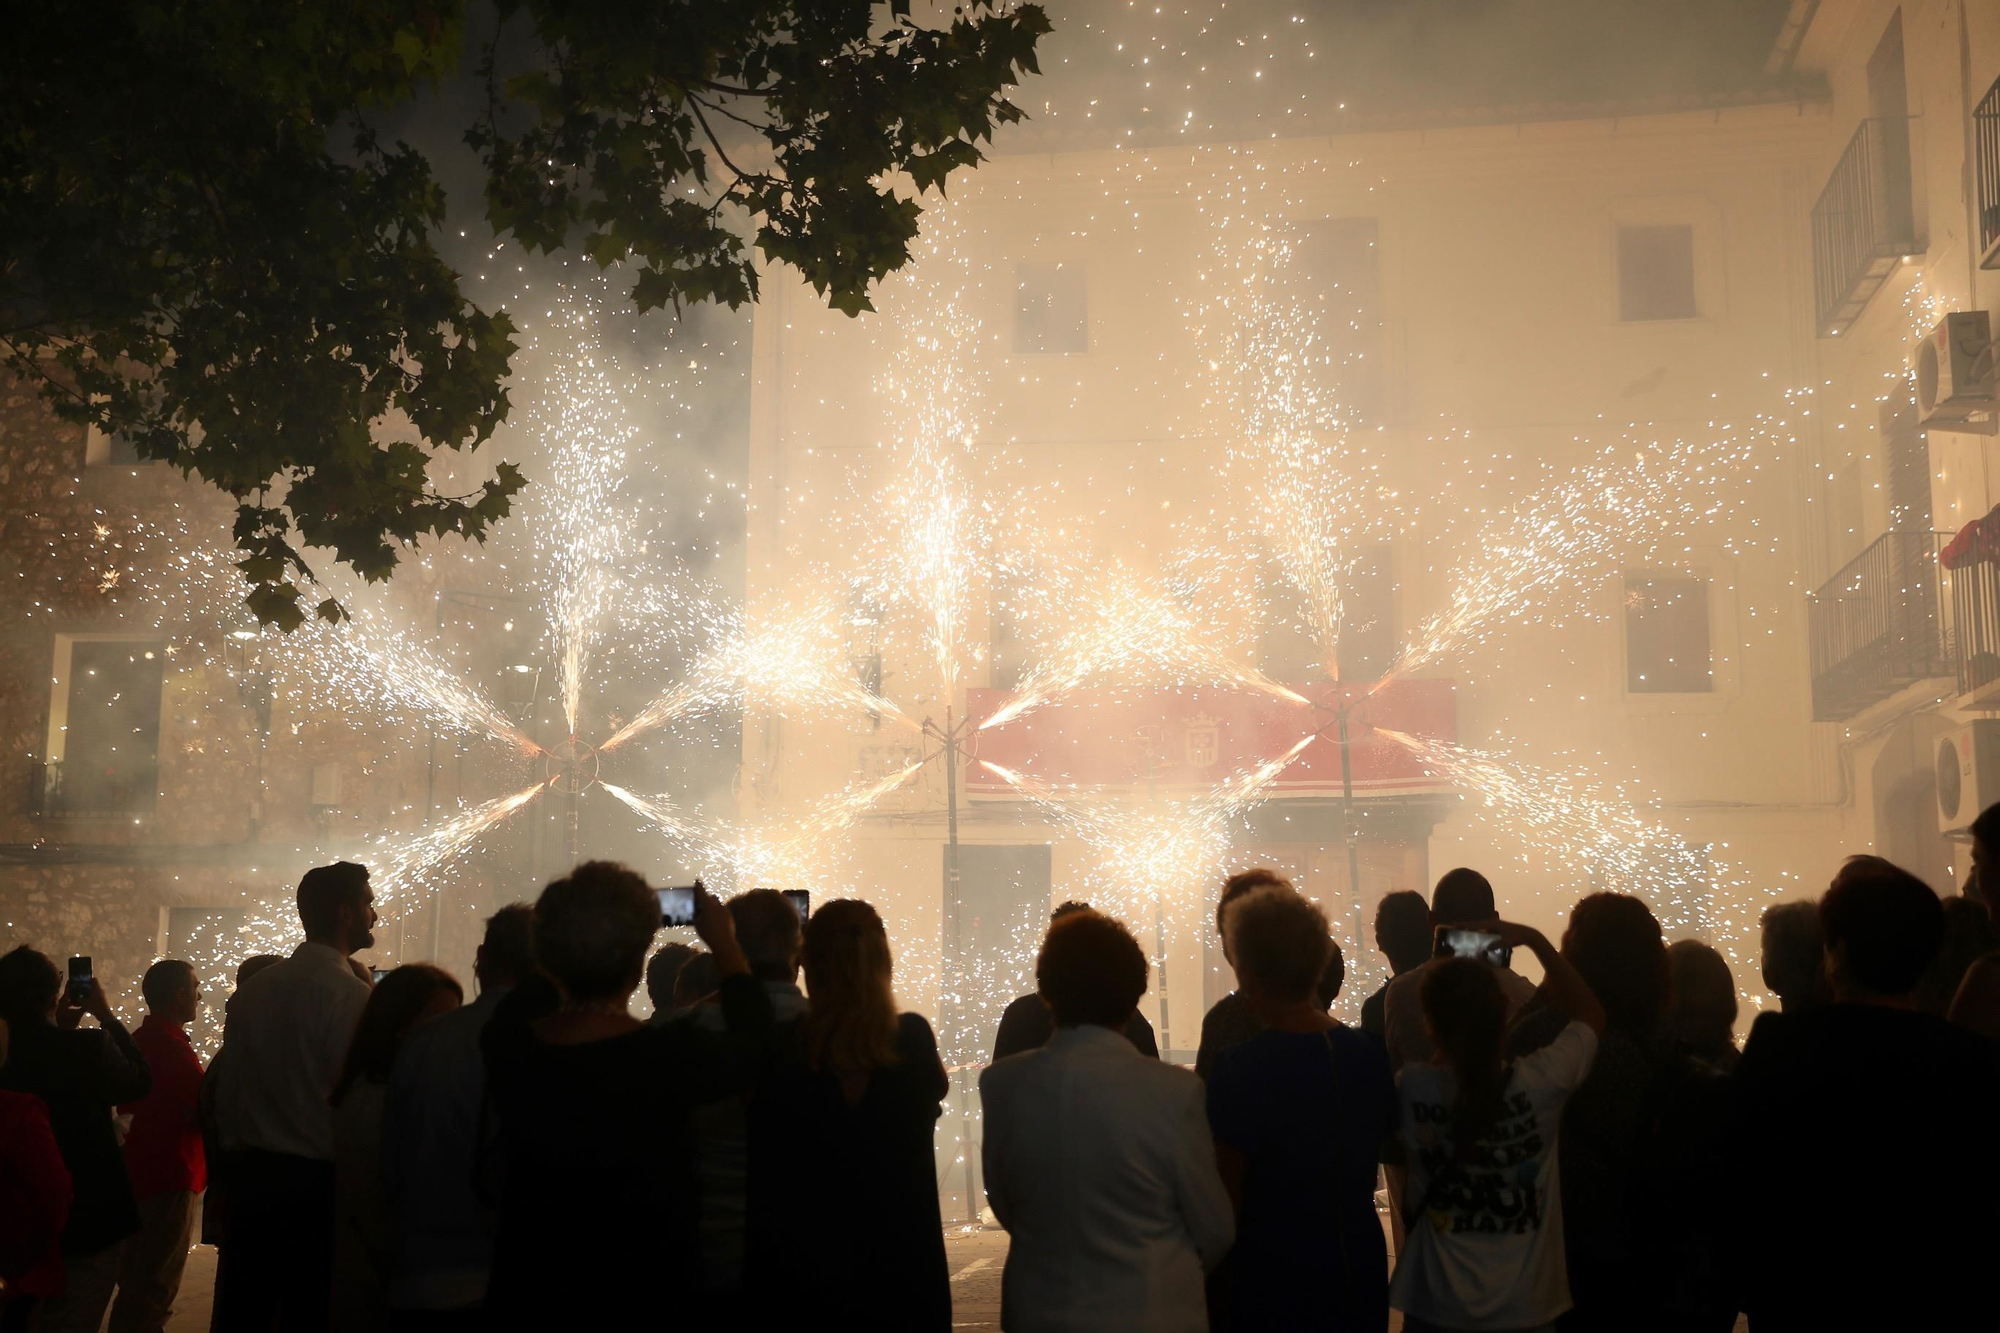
[1390, 1020, 1598, 1330]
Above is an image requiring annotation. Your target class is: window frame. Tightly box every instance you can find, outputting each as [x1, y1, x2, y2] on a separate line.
[1010, 259, 1090, 356]
[39, 632, 169, 819]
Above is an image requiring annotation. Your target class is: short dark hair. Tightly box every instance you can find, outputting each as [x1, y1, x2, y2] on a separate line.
[1821, 855, 1945, 998]
[533, 861, 659, 1003]
[331, 964, 462, 1105]
[1758, 901, 1823, 1004]
[729, 889, 802, 983]
[235, 954, 283, 989]
[1037, 910, 1148, 1029]
[1374, 890, 1432, 973]
[1318, 938, 1346, 1011]
[1562, 892, 1667, 1037]
[1431, 868, 1495, 925]
[1970, 800, 2000, 859]
[647, 943, 699, 1010]
[0, 947, 61, 1026]
[297, 862, 370, 938]
[1217, 868, 1292, 936]
[479, 904, 536, 985]
[1051, 900, 1092, 922]
[672, 951, 720, 1010]
[141, 959, 195, 1012]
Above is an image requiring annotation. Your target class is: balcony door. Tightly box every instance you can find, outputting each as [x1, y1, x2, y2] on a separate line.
[1868, 10, 1914, 244]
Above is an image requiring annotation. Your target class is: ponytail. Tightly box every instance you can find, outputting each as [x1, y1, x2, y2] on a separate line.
[1420, 957, 1510, 1161]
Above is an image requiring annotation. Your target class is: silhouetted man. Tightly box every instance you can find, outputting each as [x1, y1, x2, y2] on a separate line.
[1360, 889, 1430, 1037]
[211, 862, 375, 1333]
[1381, 868, 1536, 1070]
[110, 959, 206, 1333]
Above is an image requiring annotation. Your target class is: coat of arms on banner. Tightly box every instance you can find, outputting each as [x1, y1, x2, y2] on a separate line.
[1183, 713, 1221, 770]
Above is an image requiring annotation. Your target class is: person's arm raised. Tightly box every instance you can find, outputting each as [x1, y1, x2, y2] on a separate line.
[1490, 921, 1605, 1036]
[691, 880, 750, 978]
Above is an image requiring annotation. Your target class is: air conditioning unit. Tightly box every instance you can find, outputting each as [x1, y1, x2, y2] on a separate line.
[1912, 311, 1996, 433]
[1934, 720, 2000, 832]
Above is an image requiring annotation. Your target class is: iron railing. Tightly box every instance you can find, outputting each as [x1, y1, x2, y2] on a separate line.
[1977, 77, 2000, 267]
[1811, 116, 1918, 336]
[25, 758, 158, 819]
[1807, 530, 1951, 720]
[1952, 554, 2000, 700]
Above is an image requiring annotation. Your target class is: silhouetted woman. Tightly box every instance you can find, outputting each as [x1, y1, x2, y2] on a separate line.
[482, 866, 768, 1327]
[1390, 923, 1604, 1333]
[1205, 886, 1394, 1331]
[330, 964, 462, 1333]
[747, 899, 950, 1331]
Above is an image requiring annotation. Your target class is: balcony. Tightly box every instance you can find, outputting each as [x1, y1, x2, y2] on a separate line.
[1811, 116, 1918, 337]
[1978, 76, 2000, 269]
[1807, 531, 1951, 721]
[1952, 554, 2000, 706]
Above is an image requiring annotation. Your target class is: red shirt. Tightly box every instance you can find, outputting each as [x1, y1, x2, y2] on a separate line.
[0, 1089, 71, 1296]
[119, 1015, 207, 1197]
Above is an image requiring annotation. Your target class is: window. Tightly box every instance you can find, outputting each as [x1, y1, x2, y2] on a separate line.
[1013, 262, 1087, 354]
[39, 635, 166, 816]
[1617, 225, 1698, 321]
[1287, 217, 1384, 425]
[1257, 555, 1326, 683]
[1336, 543, 1397, 681]
[1623, 574, 1711, 693]
[989, 564, 1037, 690]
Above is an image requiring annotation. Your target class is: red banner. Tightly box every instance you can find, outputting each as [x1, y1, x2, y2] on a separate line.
[963, 679, 1457, 799]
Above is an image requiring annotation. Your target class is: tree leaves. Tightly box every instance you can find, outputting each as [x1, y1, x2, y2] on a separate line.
[1, 1, 1045, 626]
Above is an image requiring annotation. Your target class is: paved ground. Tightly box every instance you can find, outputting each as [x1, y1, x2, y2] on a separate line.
[162, 1221, 1744, 1331]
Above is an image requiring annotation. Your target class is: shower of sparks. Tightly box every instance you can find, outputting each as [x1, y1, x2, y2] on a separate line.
[532, 297, 639, 737]
[1381, 426, 1764, 688]
[369, 781, 552, 917]
[1377, 728, 1790, 994]
[600, 602, 911, 755]
[1191, 204, 1381, 677]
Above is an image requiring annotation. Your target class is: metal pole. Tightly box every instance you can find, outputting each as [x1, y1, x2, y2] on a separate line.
[564, 741, 581, 868]
[943, 709, 978, 1225]
[1144, 734, 1171, 1059]
[1337, 704, 1365, 1003]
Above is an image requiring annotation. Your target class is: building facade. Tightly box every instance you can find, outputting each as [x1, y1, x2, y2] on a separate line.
[740, 1, 2000, 1074]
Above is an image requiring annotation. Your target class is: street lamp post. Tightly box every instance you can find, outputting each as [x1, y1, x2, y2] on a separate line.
[924, 707, 979, 1226]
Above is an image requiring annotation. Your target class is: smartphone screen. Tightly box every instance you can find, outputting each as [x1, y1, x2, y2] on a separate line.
[66, 955, 92, 1000]
[1436, 928, 1511, 968]
[659, 886, 698, 928]
[781, 889, 809, 922]
[370, 967, 391, 984]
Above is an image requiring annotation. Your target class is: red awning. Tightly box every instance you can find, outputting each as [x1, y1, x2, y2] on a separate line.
[964, 678, 1457, 798]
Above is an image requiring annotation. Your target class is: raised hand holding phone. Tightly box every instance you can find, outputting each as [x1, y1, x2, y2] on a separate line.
[690, 880, 750, 978]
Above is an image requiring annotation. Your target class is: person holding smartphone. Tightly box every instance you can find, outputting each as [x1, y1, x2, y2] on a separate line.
[0, 947, 151, 1330]
[479, 866, 769, 1326]
[1389, 920, 1604, 1333]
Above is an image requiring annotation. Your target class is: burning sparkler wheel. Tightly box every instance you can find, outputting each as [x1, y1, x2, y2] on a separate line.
[544, 737, 601, 795]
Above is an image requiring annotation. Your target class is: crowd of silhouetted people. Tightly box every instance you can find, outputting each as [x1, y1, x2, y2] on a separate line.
[4, 813, 2000, 1332]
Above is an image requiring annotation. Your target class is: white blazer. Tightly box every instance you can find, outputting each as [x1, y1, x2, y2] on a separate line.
[980, 1024, 1235, 1333]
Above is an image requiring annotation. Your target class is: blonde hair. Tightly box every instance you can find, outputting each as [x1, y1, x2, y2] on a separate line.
[1227, 886, 1334, 1003]
[801, 899, 900, 1073]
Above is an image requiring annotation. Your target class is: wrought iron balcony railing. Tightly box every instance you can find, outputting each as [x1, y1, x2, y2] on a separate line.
[1952, 553, 2000, 704]
[1807, 530, 1951, 721]
[1811, 116, 1918, 337]
[1977, 77, 2000, 269]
